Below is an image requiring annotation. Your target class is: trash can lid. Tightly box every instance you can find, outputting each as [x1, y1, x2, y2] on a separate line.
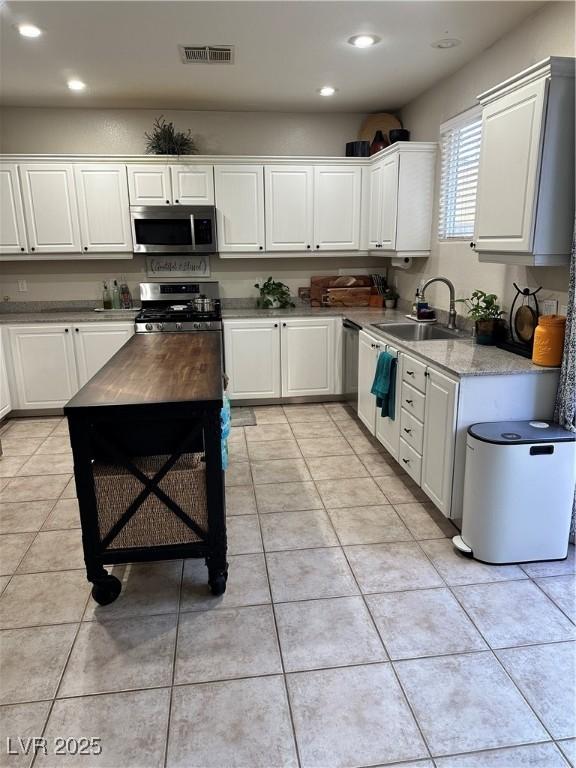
[468, 420, 576, 445]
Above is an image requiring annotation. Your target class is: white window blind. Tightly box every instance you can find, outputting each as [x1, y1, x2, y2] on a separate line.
[438, 108, 482, 240]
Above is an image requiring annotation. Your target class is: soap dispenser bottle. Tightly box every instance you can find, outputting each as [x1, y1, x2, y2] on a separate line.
[112, 280, 121, 309]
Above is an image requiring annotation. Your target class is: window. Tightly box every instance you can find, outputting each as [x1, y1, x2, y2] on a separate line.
[438, 107, 482, 240]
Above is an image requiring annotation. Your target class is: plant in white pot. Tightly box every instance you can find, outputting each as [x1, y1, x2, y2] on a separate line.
[254, 277, 295, 309]
[383, 288, 399, 309]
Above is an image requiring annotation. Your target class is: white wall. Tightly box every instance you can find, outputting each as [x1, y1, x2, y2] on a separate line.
[396, 0, 573, 316]
[0, 108, 364, 157]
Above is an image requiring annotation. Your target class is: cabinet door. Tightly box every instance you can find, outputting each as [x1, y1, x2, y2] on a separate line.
[380, 154, 399, 250]
[281, 318, 335, 397]
[421, 368, 459, 516]
[366, 163, 383, 249]
[19, 165, 81, 253]
[75, 165, 132, 253]
[171, 166, 214, 205]
[223, 320, 280, 399]
[0, 164, 28, 254]
[475, 77, 548, 253]
[357, 330, 381, 434]
[214, 166, 265, 253]
[127, 166, 171, 205]
[8, 325, 78, 409]
[313, 166, 361, 250]
[73, 323, 134, 387]
[375, 344, 401, 459]
[265, 166, 314, 251]
[0, 331, 12, 419]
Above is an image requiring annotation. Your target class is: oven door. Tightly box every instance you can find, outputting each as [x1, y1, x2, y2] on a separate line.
[130, 206, 217, 253]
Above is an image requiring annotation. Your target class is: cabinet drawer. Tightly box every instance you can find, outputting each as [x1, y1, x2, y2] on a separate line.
[399, 438, 422, 485]
[402, 355, 427, 393]
[400, 408, 424, 453]
[400, 381, 426, 422]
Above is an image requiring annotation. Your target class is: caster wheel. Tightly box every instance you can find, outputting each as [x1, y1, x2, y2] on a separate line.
[91, 575, 122, 605]
[208, 567, 228, 597]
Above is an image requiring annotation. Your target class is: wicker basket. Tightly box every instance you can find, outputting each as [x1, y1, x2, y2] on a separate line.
[93, 452, 208, 550]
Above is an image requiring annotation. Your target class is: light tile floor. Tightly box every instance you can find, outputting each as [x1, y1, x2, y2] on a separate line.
[0, 406, 574, 768]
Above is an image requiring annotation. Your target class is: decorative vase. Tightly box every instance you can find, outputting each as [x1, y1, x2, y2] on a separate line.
[370, 130, 389, 156]
[475, 318, 506, 345]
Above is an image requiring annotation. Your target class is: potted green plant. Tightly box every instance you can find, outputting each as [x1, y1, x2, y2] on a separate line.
[457, 289, 506, 345]
[254, 277, 295, 309]
[383, 287, 399, 309]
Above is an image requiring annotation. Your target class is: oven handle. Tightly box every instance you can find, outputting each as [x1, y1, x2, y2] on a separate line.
[190, 214, 196, 249]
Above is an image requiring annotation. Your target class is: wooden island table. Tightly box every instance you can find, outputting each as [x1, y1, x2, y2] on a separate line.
[64, 331, 227, 605]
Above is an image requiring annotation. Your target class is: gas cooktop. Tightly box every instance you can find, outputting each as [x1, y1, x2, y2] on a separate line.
[134, 282, 222, 333]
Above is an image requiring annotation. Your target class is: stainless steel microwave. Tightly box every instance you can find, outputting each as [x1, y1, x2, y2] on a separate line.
[130, 205, 217, 253]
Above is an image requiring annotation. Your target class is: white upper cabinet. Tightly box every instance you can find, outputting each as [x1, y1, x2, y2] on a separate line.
[170, 165, 214, 205]
[364, 144, 436, 257]
[280, 318, 335, 397]
[19, 164, 81, 253]
[214, 165, 265, 253]
[313, 166, 361, 250]
[127, 165, 172, 205]
[379, 155, 399, 250]
[265, 166, 314, 251]
[75, 165, 132, 253]
[0, 164, 28, 254]
[475, 57, 575, 266]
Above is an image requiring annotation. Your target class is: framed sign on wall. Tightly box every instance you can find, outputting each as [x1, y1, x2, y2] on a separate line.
[146, 255, 211, 278]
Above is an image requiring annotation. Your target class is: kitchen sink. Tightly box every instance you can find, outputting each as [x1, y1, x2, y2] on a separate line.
[371, 322, 464, 341]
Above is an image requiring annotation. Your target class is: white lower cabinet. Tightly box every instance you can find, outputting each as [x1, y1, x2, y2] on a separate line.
[421, 368, 459, 515]
[8, 325, 79, 409]
[73, 323, 134, 387]
[357, 330, 382, 433]
[0, 331, 12, 419]
[223, 317, 338, 401]
[6, 322, 134, 410]
[281, 318, 335, 397]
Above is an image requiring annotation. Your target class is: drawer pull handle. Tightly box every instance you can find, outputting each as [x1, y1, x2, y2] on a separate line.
[406, 370, 415, 376]
[404, 428, 412, 434]
[405, 399, 413, 405]
[402, 458, 410, 465]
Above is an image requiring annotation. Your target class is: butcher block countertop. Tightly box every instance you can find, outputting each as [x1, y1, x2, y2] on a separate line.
[66, 332, 223, 410]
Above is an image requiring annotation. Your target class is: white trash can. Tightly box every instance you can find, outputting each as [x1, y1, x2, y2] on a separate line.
[453, 420, 576, 564]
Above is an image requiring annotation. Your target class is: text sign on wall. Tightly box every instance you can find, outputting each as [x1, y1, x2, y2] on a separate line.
[146, 255, 211, 278]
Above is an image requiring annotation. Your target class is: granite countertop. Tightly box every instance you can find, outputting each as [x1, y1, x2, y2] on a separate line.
[0, 304, 557, 379]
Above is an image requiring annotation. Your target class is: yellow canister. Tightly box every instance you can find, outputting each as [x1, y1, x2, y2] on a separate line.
[532, 315, 566, 367]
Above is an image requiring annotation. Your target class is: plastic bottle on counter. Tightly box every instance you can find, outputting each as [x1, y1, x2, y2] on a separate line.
[112, 280, 121, 309]
[120, 283, 133, 309]
[102, 281, 112, 310]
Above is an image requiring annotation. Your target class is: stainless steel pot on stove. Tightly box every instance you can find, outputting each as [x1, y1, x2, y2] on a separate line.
[191, 295, 216, 313]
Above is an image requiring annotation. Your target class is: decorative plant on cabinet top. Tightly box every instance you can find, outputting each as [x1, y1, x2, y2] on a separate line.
[144, 115, 197, 155]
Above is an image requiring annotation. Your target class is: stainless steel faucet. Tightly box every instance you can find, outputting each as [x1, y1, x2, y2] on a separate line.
[420, 277, 457, 330]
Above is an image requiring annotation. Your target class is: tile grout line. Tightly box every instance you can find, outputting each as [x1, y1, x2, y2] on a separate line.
[162, 557, 186, 768]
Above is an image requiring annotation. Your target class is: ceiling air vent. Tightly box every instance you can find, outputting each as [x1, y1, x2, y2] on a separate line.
[179, 45, 235, 64]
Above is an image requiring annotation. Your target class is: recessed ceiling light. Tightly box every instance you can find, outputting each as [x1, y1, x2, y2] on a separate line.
[319, 86, 336, 97]
[348, 35, 380, 48]
[67, 79, 86, 91]
[431, 38, 461, 49]
[17, 24, 42, 38]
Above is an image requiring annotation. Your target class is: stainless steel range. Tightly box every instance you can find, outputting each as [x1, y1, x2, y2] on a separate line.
[135, 282, 222, 333]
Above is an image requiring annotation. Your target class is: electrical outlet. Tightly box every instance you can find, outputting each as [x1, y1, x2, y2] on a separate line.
[541, 299, 558, 315]
[17, 280, 27, 292]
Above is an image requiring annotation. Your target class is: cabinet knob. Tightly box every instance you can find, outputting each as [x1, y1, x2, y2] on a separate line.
[274, 323, 278, 328]
[175, 199, 179, 204]
[315, 244, 320, 249]
[404, 428, 412, 434]
[282, 322, 287, 327]
[166, 200, 170, 204]
[402, 458, 410, 465]
[406, 370, 414, 376]
[259, 246, 263, 250]
[65, 328, 69, 333]
[424, 371, 430, 378]
[75, 328, 79, 332]
[405, 399, 413, 405]
[83, 246, 88, 251]
[31, 247, 35, 252]
[306, 245, 311, 249]
[469, 241, 476, 249]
